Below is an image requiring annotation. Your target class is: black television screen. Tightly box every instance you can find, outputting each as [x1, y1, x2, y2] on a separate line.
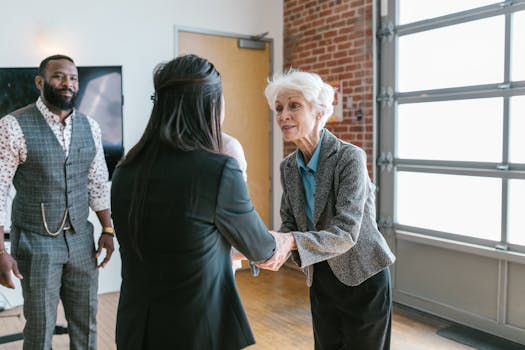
[0, 66, 124, 178]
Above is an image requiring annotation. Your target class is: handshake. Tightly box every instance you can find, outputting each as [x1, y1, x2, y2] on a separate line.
[231, 231, 297, 273]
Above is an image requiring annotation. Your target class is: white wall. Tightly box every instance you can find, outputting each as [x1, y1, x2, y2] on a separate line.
[0, 0, 284, 307]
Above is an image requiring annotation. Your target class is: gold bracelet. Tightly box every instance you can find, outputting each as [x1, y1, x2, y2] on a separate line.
[101, 227, 115, 237]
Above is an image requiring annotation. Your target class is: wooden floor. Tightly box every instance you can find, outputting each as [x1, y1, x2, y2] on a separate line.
[0, 267, 475, 349]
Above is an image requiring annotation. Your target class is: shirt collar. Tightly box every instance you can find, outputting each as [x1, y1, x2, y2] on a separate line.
[296, 129, 325, 173]
[36, 96, 75, 125]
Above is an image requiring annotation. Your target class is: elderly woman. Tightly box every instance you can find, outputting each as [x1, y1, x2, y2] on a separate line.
[261, 70, 396, 350]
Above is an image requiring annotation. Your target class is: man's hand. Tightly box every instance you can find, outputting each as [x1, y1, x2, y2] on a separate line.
[257, 231, 295, 271]
[96, 234, 114, 268]
[0, 251, 23, 289]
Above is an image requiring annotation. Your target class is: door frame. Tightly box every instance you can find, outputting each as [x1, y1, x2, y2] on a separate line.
[174, 25, 275, 227]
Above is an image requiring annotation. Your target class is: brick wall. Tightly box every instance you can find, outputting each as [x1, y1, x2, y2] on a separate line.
[283, 0, 375, 176]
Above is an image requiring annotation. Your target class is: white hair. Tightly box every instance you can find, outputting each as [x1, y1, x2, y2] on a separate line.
[264, 69, 335, 127]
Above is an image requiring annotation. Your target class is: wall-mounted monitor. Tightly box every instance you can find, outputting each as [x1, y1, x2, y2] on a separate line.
[0, 66, 124, 178]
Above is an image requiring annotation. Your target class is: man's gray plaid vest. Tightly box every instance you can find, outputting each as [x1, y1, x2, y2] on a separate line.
[10, 103, 95, 235]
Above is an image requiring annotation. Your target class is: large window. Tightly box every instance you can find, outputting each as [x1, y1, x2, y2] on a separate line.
[379, 1, 525, 249]
[512, 11, 525, 81]
[509, 179, 525, 245]
[510, 96, 525, 163]
[398, 0, 501, 25]
[398, 16, 504, 91]
[397, 172, 501, 241]
[397, 99, 503, 162]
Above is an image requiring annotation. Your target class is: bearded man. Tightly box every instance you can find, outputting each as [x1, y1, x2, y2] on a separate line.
[0, 54, 114, 350]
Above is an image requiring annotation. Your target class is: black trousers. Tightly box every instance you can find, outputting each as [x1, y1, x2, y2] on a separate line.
[310, 261, 392, 350]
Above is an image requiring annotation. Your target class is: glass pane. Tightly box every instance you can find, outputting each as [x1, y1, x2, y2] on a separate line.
[398, 16, 504, 92]
[398, 98, 502, 162]
[396, 172, 501, 241]
[399, 0, 501, 25]
[510, 96, 525, 163]
[508, 180, 525, 246]
[512, 11, 525, 81]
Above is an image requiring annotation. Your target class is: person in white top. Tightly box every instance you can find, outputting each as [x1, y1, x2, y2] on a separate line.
[220, 96, 249, 272]
[221, 132, 247, 182]
[221, 132, 249, 272]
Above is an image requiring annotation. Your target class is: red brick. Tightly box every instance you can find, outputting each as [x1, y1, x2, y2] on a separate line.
[323, 30, 338, 38]
[318, 53, 333, 61]
[333, 51, 347, 58]
[284, 0, 375, 168]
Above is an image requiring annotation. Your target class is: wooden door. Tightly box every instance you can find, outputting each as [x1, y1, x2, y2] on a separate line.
[177, 30, 272, 226]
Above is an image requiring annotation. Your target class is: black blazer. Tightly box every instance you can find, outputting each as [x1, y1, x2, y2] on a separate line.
[111, 149, 275, 350]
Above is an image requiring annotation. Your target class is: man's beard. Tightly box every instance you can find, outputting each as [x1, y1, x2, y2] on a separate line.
[43, 81, 78, 111]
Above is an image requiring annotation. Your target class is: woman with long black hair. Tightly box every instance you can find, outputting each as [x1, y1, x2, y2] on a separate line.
[111, 54, 278, 350]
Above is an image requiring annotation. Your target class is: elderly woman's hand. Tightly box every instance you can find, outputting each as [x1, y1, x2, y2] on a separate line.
[257, 231, 295, 271]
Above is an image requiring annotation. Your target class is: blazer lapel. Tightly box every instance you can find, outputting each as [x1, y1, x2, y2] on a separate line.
[284, 156, 309, 231]
[313, 130, 339, 225]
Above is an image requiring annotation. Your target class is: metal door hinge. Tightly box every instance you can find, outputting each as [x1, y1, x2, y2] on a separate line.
[376, 87, 394, 108]
[377, 152, 394, 172]
[377, 22, 394, 41]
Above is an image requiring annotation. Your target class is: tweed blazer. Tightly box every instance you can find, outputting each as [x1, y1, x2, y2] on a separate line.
[280, 129, 395, 287]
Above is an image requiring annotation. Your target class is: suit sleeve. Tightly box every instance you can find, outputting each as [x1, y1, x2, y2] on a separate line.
[215, 158, 275, 263]
[292, 147, 369, 267]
